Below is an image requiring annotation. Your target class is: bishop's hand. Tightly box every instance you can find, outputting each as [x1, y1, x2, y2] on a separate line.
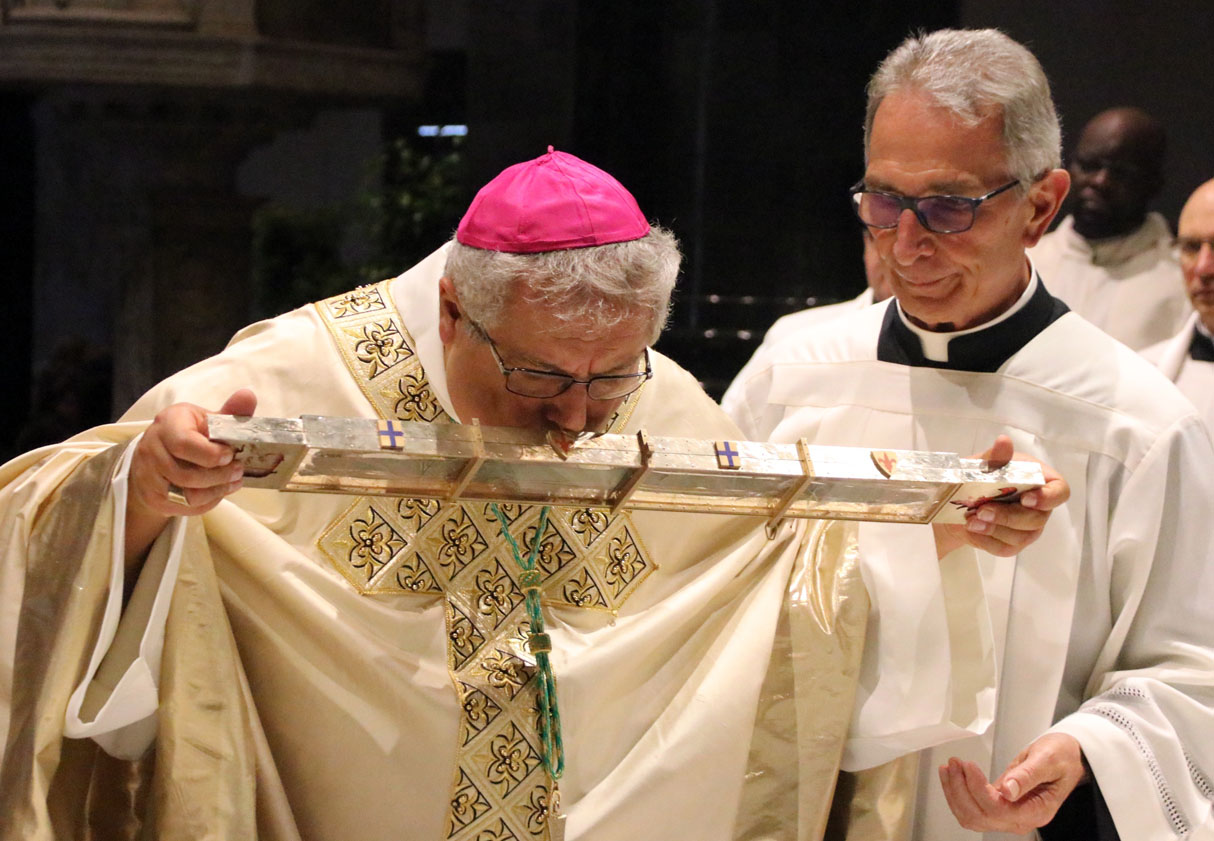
[938, 733, 1087, 834]
[933, 434, 1069, 558]
[125, 388, 257, 566]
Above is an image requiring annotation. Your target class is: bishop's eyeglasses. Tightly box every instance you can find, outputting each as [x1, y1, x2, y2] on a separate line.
[850, 179, 1020, 234]
[469, 319, 652, 400]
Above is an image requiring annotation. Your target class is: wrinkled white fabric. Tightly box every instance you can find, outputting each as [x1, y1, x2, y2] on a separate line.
[1029, 213, 1187, 350]
[725, 299, 1214, 841]
[1142, 312, 1214, 432]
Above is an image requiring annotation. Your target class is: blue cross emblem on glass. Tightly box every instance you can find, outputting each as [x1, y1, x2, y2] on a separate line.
[714, 440, 741, 470]
[377, 419, 406, 450]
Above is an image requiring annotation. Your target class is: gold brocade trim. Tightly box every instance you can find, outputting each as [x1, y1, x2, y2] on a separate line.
[314, 280, 656, 841]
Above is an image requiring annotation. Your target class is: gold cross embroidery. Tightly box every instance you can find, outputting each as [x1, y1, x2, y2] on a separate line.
[315, 280, 656, 840]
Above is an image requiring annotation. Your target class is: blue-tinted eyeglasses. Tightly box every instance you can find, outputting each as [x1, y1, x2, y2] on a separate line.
[850, 179, 1020, 234]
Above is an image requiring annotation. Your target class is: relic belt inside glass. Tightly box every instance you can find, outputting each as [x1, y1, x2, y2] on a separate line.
[208, 414, 1043, 529]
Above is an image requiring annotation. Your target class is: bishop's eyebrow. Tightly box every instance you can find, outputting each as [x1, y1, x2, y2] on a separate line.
[508, 347, 555, 369]
[507, 348, 641, 377]
[504, 349, 569, 374]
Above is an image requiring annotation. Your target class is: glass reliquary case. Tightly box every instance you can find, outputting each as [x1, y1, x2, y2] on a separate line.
[207, 414, 1043, 529]
[208, 415, 1044, 529]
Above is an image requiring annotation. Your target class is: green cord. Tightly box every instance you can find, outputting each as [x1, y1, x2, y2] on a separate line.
[489, 503, 564, 780]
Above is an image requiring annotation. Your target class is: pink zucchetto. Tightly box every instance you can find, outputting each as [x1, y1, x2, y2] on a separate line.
[456, 147, 650, 253]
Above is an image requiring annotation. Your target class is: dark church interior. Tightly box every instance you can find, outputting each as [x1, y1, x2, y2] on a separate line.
[2, 1, 1211, 456]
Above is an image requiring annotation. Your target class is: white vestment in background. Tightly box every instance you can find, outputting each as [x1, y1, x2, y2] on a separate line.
[722, 289, 876, 410]
[760, 289, 877, 347]
[1028, 213, 1187, 350]
[725, 280, 1214, 841]
[1142, 312, 1214, 432]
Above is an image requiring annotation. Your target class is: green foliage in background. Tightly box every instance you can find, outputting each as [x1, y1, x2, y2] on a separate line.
[251, 137, 468, 319]
[251, 206, 347, 319]
[358, 137, 469, 284]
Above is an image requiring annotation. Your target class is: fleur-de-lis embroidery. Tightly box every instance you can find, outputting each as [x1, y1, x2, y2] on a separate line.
[481, 649, 530, 698]
[397, 496, 440, 534]
[561, 568, 605, 609]
[348, 513, 403, 578]
[489, 737, 526, 782]
[396, 372, 443, 421]
[463, 689, 500, 730]
[485, 729, 534, 791]
[330, 286, 383, 318]
[395, 553, 439, 592]
[449, 769, 491, 831]
[448, 604, 486, 667]
[524, 787, 553, 836]
[475, 564, 518, 622]
[523, 526, 573, 578]
[353, 321, 407, 378]
[450, 623, 474, 650]
[569, 508, 609, 545]
[439, 512, 487, 575]
[604, 533, 644, 595]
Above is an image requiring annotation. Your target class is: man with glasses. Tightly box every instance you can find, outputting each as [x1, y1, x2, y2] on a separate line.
[1027, 107, 1187, 350]
[1, 148, 1046, 840]
[725, 28, 1214, 841]
[1143, 178, 1214, 430]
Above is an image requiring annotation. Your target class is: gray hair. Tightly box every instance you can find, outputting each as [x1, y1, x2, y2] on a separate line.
[444, 226, 681, 344]
[865, 29, 1062, 188]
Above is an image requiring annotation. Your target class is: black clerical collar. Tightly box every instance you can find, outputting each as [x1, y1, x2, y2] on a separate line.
[877, 275, 1070, 373]
[1190, 327, 1214, 363]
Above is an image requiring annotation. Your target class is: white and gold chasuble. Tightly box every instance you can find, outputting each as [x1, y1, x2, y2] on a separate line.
[313, 280, 657, 841]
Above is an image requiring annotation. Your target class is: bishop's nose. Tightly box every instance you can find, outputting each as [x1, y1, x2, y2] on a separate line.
[542, 385, 591, 434]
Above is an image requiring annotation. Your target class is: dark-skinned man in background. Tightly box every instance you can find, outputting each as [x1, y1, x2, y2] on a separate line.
[1029, 106, 1188, 350]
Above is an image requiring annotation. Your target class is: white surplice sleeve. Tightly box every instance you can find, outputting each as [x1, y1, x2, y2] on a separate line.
[62, 434, 188, 760]
[1047, 415, 1214, 840]
[721, 356, 792, 443]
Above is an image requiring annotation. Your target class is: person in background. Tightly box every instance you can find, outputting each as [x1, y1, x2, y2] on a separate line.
[1142, 177, 1214, 429]
[1028, 106, 1188, 349]
[761, 227, 893, 346]
[722, 228, 891, 406]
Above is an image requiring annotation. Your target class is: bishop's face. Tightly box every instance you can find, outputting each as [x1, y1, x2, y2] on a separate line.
[863, 89, 1067, 331]
[438, 276, 652, 435]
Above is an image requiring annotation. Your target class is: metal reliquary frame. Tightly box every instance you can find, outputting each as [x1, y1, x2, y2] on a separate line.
[208, 414, 1043, 531]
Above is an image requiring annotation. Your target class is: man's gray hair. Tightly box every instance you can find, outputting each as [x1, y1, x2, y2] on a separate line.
[444, 226, 681, 344]
[865, 29, 1062, 187]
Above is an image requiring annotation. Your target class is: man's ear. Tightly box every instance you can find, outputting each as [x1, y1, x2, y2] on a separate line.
[1024, 168, 1071, 247]
[438, 276, 462, 346]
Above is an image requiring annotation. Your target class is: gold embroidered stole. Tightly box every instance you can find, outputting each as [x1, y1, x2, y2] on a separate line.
[313, 281, 656, 841]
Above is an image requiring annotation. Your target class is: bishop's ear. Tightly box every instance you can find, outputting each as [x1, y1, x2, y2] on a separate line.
[438, 276, 463, 346]
[1023, 168, 1071, 247]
